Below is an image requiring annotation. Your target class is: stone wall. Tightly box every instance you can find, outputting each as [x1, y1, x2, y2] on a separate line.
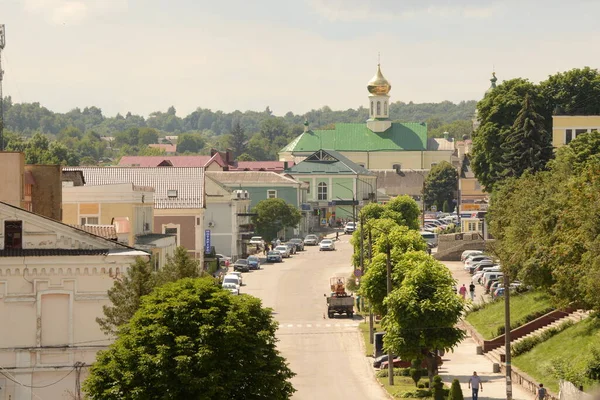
[434, 233, 488, 261]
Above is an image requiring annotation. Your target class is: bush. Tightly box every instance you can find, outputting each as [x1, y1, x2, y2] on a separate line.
[496, 307, 555, 337]
[432, 375, 444, 400]
[448, 378, 464, 400]
[410, 359, 422, 387]
[585, 347, 600, 381]
[376, 367, 427, 378]
[511, 320, 574, 357]
[399, 389, 432, 398]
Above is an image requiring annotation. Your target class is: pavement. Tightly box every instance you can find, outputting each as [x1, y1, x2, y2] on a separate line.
[441, 261, 532, 400]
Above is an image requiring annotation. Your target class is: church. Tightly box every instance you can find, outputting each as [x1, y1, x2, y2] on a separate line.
[279, 64, 457, 171]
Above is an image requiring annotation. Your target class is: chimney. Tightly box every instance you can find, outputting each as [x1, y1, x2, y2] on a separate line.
[443, 131, 450, 141]
[225, 148, 233, 165]
[283, 161, 289, 171]
[210, 148, 218, 157]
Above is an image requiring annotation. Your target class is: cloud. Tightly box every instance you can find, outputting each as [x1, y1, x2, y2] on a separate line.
[23, 0, 127, 25]
[308, 0, 499, 21]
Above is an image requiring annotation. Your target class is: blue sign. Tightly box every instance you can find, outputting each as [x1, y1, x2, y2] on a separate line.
[204, 229, 211, 251]
[301, 203, 311, 211]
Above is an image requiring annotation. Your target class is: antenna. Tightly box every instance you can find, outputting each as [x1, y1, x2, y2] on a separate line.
[0, 24, 5, 151]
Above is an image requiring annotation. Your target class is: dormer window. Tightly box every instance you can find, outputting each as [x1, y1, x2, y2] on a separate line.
[167, 190, 178, 198]
[4, 220, 23, 249]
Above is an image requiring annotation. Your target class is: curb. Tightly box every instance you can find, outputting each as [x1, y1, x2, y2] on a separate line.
[357, 322, 396, 400]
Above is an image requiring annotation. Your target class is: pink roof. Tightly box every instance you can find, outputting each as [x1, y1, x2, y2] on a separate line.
[229, 161, 295, 172]
[148, 144, 177, 153]
[118, 154, 225, 168]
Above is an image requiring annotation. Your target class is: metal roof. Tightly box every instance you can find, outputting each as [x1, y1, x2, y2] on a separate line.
[63, 167, 205, 209]
[118, 155, 214, 167]
[0, 249, 110, 257]
[207, 171, 301, 186]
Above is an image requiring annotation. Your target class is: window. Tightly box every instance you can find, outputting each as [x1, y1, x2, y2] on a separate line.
[370, 101, 374, 116]
[167, 190, 178, 198]
[164, 226, 179, 246]
[565, 129, 573, 144]
[80, 216, 99, 225]
[317, 182, 328, 201]
[4, 220, 23, 249]
[267, 190, 277, 199]
[576, 129, 587, 138]
[377, 101, 381, 116]
[384, 101, 388, 115]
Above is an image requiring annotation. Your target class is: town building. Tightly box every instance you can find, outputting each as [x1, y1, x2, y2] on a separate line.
[278, 64, 456, 170]
[285, 149, 377, 227]
[63, 167, 205, 262]
[551, 115, 600, 148]
[0, 201, 148, 400]
[0, 152, 62, 219]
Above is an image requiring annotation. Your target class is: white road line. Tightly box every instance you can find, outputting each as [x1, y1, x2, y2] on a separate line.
[325, 324, 331, 327]
[287, 324, 293, 328]
[306, 324, 312, 327]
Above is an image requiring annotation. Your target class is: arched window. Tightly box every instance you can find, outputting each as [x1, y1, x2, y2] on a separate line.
[377, 101, 381, 116]
[370, 101, 374, 116]
[317, 182, 328, 201]
[384, 101, 388, 115]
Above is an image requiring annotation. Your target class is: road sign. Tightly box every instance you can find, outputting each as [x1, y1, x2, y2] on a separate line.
[204, 229, 211, 251]
[354, 269, 363, 278]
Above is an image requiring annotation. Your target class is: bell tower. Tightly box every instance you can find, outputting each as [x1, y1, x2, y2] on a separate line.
[366, 63, 392, 133]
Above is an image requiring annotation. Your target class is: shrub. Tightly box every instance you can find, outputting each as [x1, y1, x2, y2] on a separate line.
[410, 359, 422, 387]
[432, 375, 444, 400]
[550, 357, 587, 387]
[511, 320, 574, 357]
[399, 389, 432, 398]
[376, 367, 427, 378]
[585, 347, 600, 381]
[448, 378, 464, 400]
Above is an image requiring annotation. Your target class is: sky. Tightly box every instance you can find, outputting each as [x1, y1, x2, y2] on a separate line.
[2, 0, 600, 117]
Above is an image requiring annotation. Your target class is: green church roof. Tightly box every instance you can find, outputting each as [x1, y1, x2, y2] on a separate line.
[280, 122, 427, 153]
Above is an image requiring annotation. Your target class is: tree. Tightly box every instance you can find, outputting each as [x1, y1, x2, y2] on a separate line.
[383, 252, 465, 382]
[230, 121, 247, 157]
[96, 258, 156, 335]
[359, 203, 386, 222]
[500, 94, 552, 179]
[237, 152, 256, 161]
[382, 195, 421, 230]
[176, 133, 206, 153]
[252, 199, 302, 241]
[84, 278, 296, 399]
[423, 161, 457, 211]
[137, 127, 160, 146]
[157, 246, 202, 284]
[448, 378, 464, 400]
[410, 359, 422, 387]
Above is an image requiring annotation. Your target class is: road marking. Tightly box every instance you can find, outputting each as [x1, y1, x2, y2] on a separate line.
[277, 322, 360, 329]
[306, 324, 312, 327]
[287, 324, 293, 328]
[325, 324, 331, 327]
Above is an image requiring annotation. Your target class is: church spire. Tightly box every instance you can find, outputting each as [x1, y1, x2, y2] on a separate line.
[366, 61, 392, 133]
[485, 72, 498, 95]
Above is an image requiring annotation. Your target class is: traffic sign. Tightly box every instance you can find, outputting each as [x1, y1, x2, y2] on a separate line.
[354, 269, 363, 278]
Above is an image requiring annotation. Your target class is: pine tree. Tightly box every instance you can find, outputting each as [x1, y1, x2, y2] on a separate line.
[501, 94, 553, 178]
[157, 246, 202, 284]
[448, 378, 464, 400]
[230, 121, 246, 157]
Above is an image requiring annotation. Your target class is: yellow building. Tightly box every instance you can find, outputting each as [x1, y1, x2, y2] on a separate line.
[552, 115, 600, 148]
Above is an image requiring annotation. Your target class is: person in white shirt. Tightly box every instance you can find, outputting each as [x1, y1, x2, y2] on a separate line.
[468, 371, 483, 400]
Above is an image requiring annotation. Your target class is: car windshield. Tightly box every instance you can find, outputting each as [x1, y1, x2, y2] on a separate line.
[236, 259, 248, 264]
[305, 235, 317, 239]
[247, 256, 258, 261]
[268, 251, 279, 255]
[276, 246, 287, 251]
[250, 237, 262, 241]
[346, 223, 355, 227]
[321, 240, 332, 244]
[223, 278, 238, 285]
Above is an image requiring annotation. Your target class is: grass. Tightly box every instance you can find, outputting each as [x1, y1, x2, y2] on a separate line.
[465, 291, 553, 339]
[377, 376, 430, 398]
[359, 319, 381, 356]
[513, 317, 600, 394]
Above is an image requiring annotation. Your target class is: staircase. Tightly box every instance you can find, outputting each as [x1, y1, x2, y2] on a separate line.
[485, 309, 589, 363]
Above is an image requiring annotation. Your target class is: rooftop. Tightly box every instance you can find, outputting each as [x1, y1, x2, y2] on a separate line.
[0, 249, 110, 257]
[229, 160, 295, 172]
[118, 154, 224, 168]
[287, 149, 374, 175]
[207, 171, 301, 186]
[69, 224, 118, 240]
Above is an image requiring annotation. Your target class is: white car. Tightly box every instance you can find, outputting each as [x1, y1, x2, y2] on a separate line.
[222, 274, 241, 290]
[227, 271, 243, 286]
[319, 239, 336, 251]
[274, 245, 291, 258]
[461, 250, 483, 262]
[344, 222, 356, 234]
[222, 282, 239, 295]
[249, 236, 264, 246]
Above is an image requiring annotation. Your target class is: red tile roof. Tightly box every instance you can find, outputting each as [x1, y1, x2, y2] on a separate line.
[229, 161, 295, 172]
[119, 155, 216, 167]
[69, 224, 118, 240]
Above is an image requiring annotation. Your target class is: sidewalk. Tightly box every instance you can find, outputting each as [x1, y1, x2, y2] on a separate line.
[440, 260, 533, 400]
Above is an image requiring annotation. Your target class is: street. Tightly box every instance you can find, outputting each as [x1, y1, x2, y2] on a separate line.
[241, 236, 388, 400]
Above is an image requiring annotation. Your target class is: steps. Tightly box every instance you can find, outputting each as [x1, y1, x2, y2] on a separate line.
[485, 309, 589, 363]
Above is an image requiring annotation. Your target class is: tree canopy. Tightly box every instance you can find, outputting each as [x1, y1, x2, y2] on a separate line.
[84, 278, 296, 400]
[423, 161, 457, 212]
[252, 198, 302, 241]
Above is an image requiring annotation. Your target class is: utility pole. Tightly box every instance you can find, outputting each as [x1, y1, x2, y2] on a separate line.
[0, 24, 6, 151]
[386, 244, 394, 386]
[504, 271, 513, 399]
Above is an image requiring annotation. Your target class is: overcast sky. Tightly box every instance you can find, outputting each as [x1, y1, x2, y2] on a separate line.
[2, 0, 600, 117]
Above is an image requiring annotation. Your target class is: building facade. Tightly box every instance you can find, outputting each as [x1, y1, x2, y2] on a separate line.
[551, 115, 600, 148]
[0, 201, 148, 400]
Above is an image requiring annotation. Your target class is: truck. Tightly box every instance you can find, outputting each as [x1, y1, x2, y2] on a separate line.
[325, 277, 355, 318]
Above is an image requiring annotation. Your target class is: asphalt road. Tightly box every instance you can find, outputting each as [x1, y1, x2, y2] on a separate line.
[241, 236, 388, 400]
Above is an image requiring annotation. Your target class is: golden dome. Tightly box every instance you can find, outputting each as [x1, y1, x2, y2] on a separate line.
[367, 64, 391, 95]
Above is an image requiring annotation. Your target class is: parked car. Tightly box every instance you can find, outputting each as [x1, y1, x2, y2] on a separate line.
[249, 236, 264, 246]
[373, 354, 397, 368]
[222, 274, 241, 290]
[266, 250, 282, 262]
[274, 245, 291, 258]
[247, 255, 260, 270]
[461, 250, 483, 262]
[222, 282, 239, 295]
[233, 259, 250, 272]
[420, 231, 438, 247]
[381, 355, 443, 370]
[289, 238, 305, 251]
[464, 255, 493, 269]
[344, 222, 356, 234]
[283, 242, 297, 255]
[215, 254, 231, 267]
[303, 234, 319, 246]
[319, 239, 336, 251]
[227, 271, 243, 286]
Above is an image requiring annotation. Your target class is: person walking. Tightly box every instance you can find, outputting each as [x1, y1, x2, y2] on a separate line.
[469, 282, 476, 301]
[459, 284, 467, 299]
[536, 383, 548, 399]
[468, 371, 483, 400]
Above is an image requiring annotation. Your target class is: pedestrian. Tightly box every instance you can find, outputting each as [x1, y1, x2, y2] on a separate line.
[276, 238, 281, 247]
[355, 295, 361, 312]
[263, 244, 268, 256]
[536, 383, 548, 399]
[459, 284, 467, 299]
[469, 282, 475, 301]
[468, 371, 483, 400]
[336, 231, 339, 241]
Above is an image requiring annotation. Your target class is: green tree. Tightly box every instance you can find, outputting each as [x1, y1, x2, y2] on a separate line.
[500, 94, 552, 179]
[383, 252, 465, 382]
[230, 121, 246, 157]
[157, 246, 201, 284]
[237, 152, 256, 161]
[96, 258, 156, 335]
[84, 278, 296, 400]
[260, 117, 288, 142]
[410, 359, 422, 387]
[423, 161, 457, 211]
[176, 132, 206, 153]
[382, 195, 421, 230]
[137, 127, 160, 146]
[252, 199, 302, 242]
[448, 378, 464, 400]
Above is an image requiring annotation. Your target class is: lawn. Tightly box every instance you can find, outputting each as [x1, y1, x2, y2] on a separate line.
[465, 291, 553, 339]
[513, 317, 600, 394]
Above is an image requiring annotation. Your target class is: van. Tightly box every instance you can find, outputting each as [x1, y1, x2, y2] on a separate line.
[482, 272, 503, 287]
[420, 231, 438, 247]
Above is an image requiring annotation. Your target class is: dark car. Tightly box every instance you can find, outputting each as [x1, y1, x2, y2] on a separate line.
[289, 238, 305, 251]
[233, 259, 250, 272]
[373, 354, 397, 368]
[247, 256, 260, 270]
[283, 242, 296, 255]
